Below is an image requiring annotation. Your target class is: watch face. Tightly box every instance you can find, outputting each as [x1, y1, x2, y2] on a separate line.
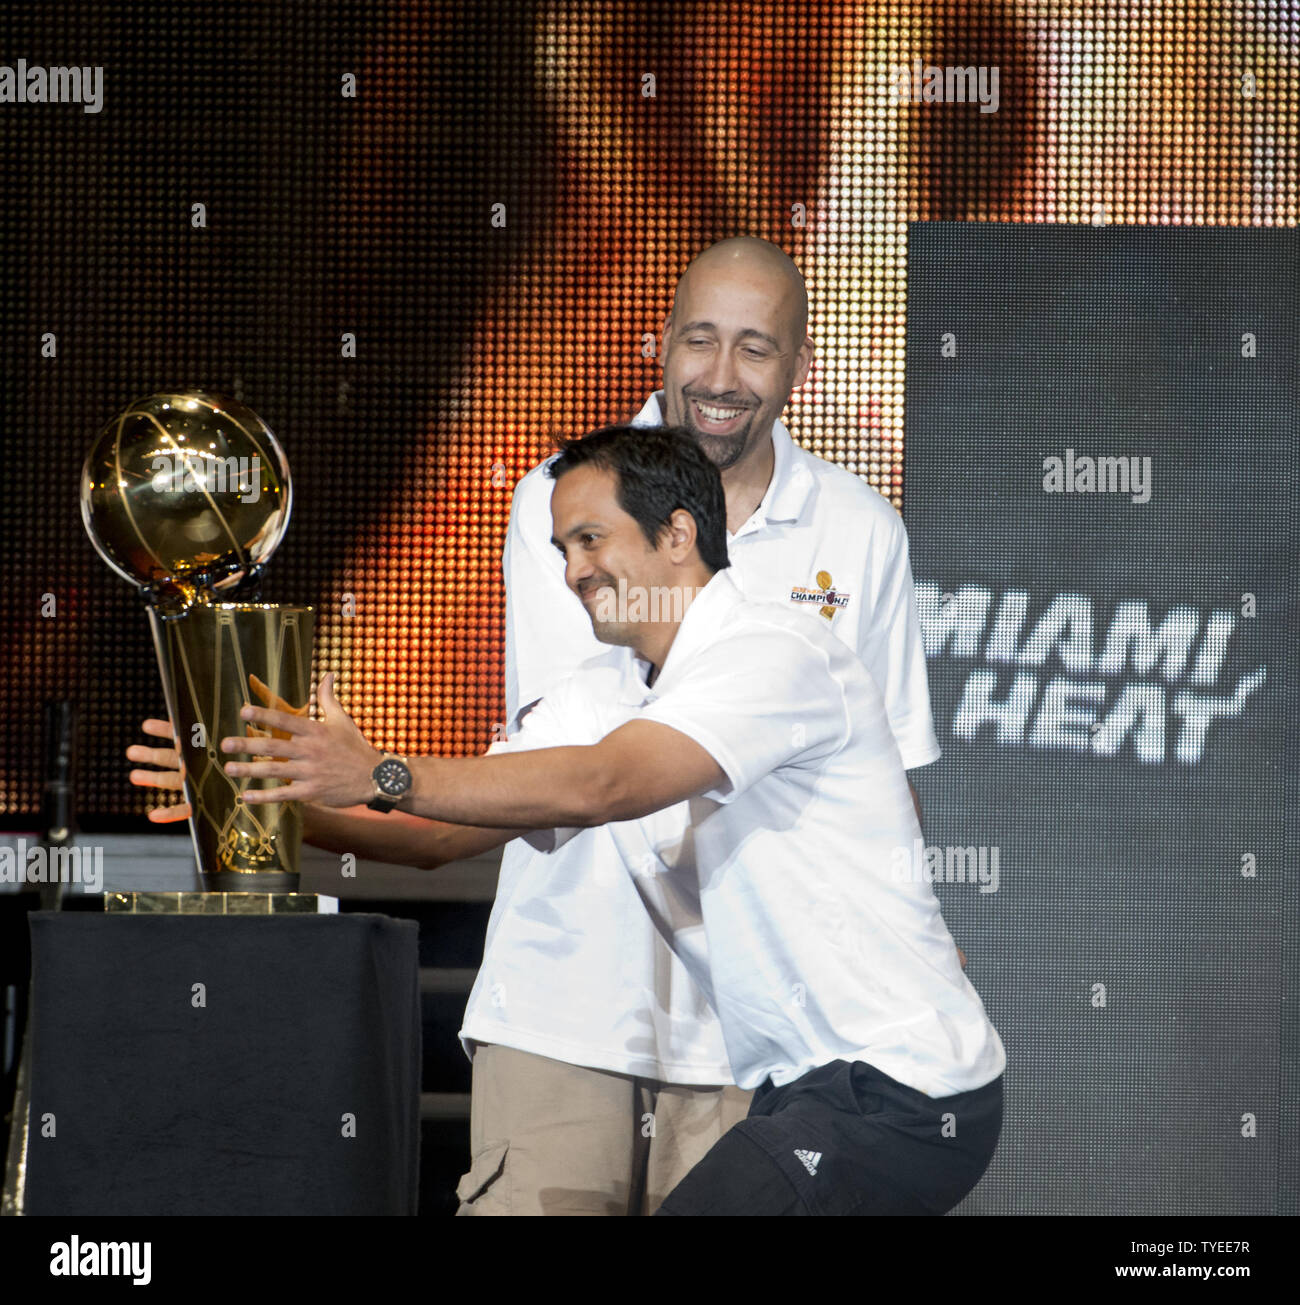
[374, 758, 411, 796]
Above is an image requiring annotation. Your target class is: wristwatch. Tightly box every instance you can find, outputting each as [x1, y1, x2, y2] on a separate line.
[367, 752, 412, 812]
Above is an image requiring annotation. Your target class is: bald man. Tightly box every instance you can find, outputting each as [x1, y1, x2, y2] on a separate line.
[129, 237, 947, 1215]
[663, 237, 812, 526]
[462, 236, 944, 1213]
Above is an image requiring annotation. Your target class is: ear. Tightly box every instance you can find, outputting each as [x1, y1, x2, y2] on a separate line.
[792, 333, 814, 389]
[666, 506, 698, 562]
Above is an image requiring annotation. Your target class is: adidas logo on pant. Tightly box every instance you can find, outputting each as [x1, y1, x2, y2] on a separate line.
[793, 1148, 822, 1176]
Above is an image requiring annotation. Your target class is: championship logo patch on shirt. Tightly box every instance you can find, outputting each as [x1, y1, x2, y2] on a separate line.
[790, 570, 850, 620]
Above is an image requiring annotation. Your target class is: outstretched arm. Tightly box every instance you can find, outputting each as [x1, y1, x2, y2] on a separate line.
[222, 673, 726, 830]
[302, 803, 513, 872]
[128, 703, 513, 870]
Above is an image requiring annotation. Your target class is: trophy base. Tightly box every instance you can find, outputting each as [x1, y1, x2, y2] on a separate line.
[202, 869, 300, 894]
[105, 892, 322, 914]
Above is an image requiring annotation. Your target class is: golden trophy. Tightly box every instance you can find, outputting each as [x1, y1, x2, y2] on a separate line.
[80, 392, 315, 909]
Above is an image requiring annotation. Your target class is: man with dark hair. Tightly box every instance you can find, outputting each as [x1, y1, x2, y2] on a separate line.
[218, 422, 1005, 1217]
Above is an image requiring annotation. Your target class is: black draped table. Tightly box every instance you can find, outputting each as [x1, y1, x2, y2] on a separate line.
[22, 911, 420, 1215]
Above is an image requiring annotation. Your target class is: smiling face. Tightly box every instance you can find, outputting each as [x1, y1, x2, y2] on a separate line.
[549, 462, 682, 648]
[661, 240, 812, 472]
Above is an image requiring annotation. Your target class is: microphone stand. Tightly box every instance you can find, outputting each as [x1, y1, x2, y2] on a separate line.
[1, 701, 77, 1216]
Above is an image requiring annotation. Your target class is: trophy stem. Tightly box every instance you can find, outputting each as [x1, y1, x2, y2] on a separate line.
[148, 601, 313, 892]
[145, 605, 206, 889]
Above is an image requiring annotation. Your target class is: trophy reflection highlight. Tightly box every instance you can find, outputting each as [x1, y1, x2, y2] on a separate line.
[81, 392, 314, 894]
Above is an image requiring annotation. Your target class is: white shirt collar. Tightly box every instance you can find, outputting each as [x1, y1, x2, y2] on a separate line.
[616, 568, 745, 702]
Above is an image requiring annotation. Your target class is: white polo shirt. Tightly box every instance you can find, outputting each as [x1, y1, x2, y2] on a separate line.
[500, 570, 1004, 1096]
[459, 392, 941, 1082]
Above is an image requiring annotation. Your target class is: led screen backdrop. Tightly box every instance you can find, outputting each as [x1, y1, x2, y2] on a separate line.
[904, 223, 1297, 1214]
[0, 0, 1296, 828]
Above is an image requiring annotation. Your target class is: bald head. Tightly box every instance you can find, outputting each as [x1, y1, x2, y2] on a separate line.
[660, 237, 813, 476]
[674, 237, 808, 345]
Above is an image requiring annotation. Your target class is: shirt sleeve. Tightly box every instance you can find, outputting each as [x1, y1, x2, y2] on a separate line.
[503, 463, 607, 733]
[636, 626, 850, 804]
[484, 683, 583, 854]
[859, 515, 942, 770]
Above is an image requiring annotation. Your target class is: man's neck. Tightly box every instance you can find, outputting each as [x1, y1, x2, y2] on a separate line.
[629, 566, 715, 673]
[721, 425, 776, 534]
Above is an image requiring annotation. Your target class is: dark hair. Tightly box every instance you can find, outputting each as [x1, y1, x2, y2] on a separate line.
[546, 425, 730, 573]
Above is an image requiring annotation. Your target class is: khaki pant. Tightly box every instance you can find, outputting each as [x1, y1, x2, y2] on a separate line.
[455, 1042, 754, 1215]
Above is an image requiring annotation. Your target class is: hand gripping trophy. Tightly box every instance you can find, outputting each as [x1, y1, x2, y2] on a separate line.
[80, 392, 313, 896]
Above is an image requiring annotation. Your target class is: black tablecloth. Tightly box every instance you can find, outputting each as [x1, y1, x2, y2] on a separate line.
[23, 911, 421, 1215]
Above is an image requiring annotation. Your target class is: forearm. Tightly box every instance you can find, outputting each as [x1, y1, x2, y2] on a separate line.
[303, 802, 512, 871]
[390, 720, 727, 828]
[225, 702, 717, 834]
[395, 746, 614, 828]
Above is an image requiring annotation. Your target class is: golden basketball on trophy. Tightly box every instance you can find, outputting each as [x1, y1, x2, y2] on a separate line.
[80, 392, 314, 893]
